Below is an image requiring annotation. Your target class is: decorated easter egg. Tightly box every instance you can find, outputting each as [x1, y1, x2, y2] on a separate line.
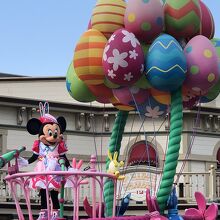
[198, 0, 215, 39]
[184, 35, 219, 93]
[201, 78, 220, 103]
[134, 75, 152, 89]
[66, 62, 96, 102]
[137, 95, 168, 118]
[91, 0, 126, 39]
[124, 0, 164, 43]
[146, 34, 187, 92]
[109, 96, 135, 111]
[88, 83, 114, 104]
[211, 38, 220, 59]
[151, 88, 170, 105]
[103, 29, 144, 86]
[113, 86, 149, 107]
[164, 0, 201, 39]
[73, 29, 107, 85]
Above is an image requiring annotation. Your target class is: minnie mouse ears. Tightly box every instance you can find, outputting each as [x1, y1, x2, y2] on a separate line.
[39, 102, 57, 124]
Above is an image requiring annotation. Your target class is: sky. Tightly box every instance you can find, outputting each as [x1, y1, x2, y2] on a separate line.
[0, 0, 219, 77]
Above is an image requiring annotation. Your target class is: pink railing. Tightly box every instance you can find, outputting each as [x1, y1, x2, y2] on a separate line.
[4, 155, 117, 220]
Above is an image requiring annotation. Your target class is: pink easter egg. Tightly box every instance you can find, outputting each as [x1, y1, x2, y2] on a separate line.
[103, 29, 144, 86]
[184, 35, 219, 93]
[112, 86, 150, 107]
[124, 0, 164, 43]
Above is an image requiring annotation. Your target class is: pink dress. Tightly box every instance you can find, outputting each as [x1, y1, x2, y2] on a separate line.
[29, 140, 68, 190]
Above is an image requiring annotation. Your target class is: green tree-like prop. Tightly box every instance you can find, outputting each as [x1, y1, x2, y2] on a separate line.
[104, 110, 128, 217]
[157, 88, 183, 213]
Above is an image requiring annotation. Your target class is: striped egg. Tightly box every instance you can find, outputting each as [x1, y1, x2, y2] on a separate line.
[146, 34, 187, 92]
[165, 0, 201, 39]
[109, 96, 135, 111]
[198, 0, 215, 39]
[124, 0, 164, 43]
[73, 29, 107, 85]
[103, 28, 144, 86]
[184, 35, 219, 93]
[91, 0, 126, 39]
[66, 62, 96, 102]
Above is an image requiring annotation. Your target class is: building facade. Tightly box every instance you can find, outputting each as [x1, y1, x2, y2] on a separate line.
[0, 75, 219, 217]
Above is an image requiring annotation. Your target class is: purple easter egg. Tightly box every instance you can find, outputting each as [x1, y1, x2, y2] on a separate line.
[184, 35, 219, 93]
[113, 86, 150, 107]
[124, 0, 164, 43]
[103, 29, 145, 86]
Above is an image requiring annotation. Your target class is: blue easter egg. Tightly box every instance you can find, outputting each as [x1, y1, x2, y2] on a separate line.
[146, 34, 187, 92]
[136, 95, 168, 118]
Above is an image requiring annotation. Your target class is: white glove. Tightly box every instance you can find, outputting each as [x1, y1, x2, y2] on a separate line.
[17, 157, 29, 167]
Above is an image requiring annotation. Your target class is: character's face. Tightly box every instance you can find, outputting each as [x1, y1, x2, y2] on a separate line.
[39, 123, 62, 146]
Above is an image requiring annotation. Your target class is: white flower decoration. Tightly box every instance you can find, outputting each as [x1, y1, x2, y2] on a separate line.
[107, 49, 128, 71]
[124, 72, 134, 81]
[109, 34, 116, 43]
[129, 49, 138, 60]
[122, 30, 140, 48]
[108, 69, 116, 79]
[103, 45, 110, 61]
[145, 106, 164, 118]
[140, 64, 144, 73]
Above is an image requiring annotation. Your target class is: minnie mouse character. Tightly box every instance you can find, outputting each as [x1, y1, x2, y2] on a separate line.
[19, 102, 70, 220]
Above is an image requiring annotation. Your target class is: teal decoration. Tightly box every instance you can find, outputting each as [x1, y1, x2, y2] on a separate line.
[104, 111, 129, 217]
[146, 34, 187, 92]
[157, 88, 183, 212]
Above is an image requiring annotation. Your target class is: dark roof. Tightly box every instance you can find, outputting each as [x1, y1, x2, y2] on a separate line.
[0, 72, 27, 77]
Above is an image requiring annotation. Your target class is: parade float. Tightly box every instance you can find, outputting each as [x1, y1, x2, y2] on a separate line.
[1, 0, 220, 219]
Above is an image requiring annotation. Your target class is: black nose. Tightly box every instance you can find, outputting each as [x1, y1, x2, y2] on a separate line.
[53, 134, 57, 139]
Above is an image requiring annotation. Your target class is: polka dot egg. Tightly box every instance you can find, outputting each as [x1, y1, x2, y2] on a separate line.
[124, 0, 164, 43]
[103, 28, 144, 86]
[184, 35, 219, 93]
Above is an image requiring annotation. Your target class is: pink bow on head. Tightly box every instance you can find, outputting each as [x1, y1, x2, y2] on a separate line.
[183, 192, 218, 220]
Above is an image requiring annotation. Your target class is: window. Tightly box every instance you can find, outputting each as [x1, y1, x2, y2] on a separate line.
[128, 141, 159, 167]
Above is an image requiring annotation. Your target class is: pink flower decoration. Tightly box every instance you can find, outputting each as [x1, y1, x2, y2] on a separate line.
[146, 189, 168, 220]
[183, 192, 218, 220]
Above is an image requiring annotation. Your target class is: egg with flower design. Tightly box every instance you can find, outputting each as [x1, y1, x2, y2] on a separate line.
[103, 29, 144, 86]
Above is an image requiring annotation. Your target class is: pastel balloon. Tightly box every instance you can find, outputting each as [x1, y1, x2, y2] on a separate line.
[134, 75, 152, 89]
[124, 0, 164, 43]
[88, 84, 114, 104]
[211, 38, 220, 59]
[103, 29, 144, 86]
[146, 34, 187, 92]
[184, 35, 219, 93]
[112, 86, 150, 107]
[198, 0, 215, 39]
[164, 0, 201, 39]
[66, 62, 96, 102]
[91, 0, 126, 39]
[201, 78, 220, 103]
[151, 88, 170, 105]
[137, 95, 168, 118]
[109, 96, 135, 111]
[74, 29, 107, 85]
